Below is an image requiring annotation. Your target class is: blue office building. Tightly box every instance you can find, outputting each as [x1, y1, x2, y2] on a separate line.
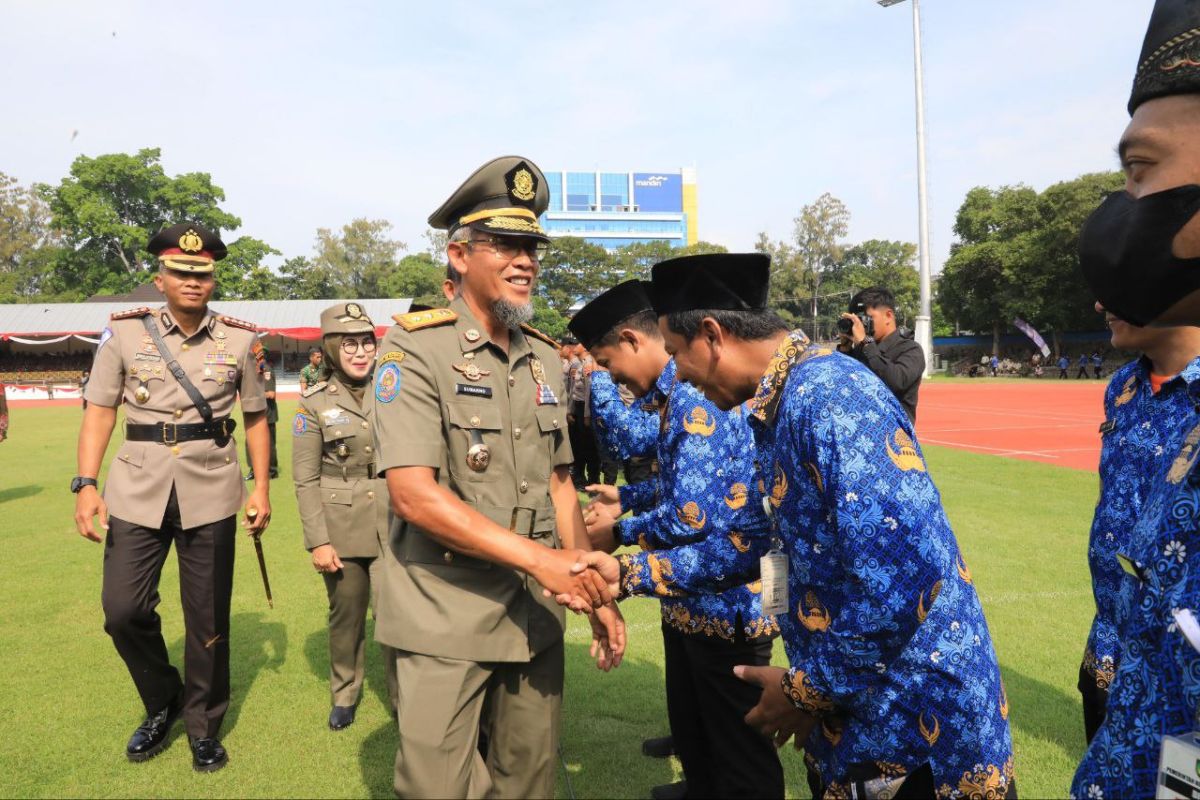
[540, 168, 698, 249]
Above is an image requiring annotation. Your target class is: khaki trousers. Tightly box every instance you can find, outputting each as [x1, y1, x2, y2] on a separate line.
[392, 643, 563, 799]
[322, 556, 397, 709]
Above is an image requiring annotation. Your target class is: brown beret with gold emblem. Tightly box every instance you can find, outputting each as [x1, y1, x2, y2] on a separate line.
[146, 222, 227, 273]
[320, 302, 376, 336]
[427, 156, 550, 242]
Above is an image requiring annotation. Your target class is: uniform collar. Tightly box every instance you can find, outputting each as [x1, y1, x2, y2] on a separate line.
[748, 329, 832, 426]
[324, 374, 366, 414]
[653, 358, 678, 400]
[449, 296, 532, 361]
[157, 306, 215, 338]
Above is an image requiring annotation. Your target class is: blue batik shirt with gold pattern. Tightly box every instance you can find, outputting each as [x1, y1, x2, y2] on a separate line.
[618, 332, 1014, 798]
[589, 369, 661, 514]
[1083, 357, 1200, 697]
[1072, 380, 1200, 800]
[590, 369, 658, 463]
[615, 358, 778, 642]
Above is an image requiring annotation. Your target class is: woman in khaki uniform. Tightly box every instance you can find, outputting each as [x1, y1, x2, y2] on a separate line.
[292, 302, 395, 731]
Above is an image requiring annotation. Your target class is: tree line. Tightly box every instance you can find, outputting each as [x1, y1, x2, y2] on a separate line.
[0, 148, 1114, 347]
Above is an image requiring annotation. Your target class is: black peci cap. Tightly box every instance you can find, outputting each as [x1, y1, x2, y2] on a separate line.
[649, 253, 770, 316]
[568, 280, 654, 349]
[1129, 0, 1200, 114]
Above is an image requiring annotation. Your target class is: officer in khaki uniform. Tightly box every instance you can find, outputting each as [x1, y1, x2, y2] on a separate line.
[371, 156, 622, 799]
[292, 303, 396, 731]
[73, 222, 272, 774]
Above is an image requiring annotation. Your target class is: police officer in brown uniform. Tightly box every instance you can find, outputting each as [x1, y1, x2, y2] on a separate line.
[371, 156, 623, 799]
[72, 222, 272, 773]
[292, 303, 397, 731]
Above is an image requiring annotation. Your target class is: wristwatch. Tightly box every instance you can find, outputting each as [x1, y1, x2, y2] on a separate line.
[70, 476, 98, 493]
[856, 336, 875, 350]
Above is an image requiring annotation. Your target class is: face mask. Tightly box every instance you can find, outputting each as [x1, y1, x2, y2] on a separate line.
[1079, 185, 1200, 326]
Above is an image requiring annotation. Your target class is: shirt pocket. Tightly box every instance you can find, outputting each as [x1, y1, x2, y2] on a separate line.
[535, 406, 566, 459]
[446, 401, 503, 483]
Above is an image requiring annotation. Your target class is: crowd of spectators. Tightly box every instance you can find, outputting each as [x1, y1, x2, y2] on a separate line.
[0, 351, 92, 383]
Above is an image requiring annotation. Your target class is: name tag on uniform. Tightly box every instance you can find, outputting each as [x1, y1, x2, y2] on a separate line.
[457, 384, 493, 398]
[1157, 732, 1200, 799]
[322, 409, 351, 426]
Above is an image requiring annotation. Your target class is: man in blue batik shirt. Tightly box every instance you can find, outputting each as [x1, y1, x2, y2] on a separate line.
[568, 280, 783, 800]
[1069, 2, 1200, 796]
[588, 366, 659, 488]
[1079, 303, 1200, 744]
[571, 255, 1015, 799]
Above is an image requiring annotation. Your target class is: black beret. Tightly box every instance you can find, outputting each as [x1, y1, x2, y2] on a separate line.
[649, 254, 770, 316]
[1129, 0, 1200, 114]
[428, 156, 550, 242]
[568, 280, 654, 349]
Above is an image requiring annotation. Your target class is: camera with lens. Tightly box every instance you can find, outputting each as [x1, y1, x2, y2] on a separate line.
[837, 311, 874, 338]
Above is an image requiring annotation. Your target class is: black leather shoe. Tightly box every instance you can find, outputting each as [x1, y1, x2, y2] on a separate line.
[190, 737, 228, 772]
[329, 705, 357, 731]
[650, 781, 687, 800]
[126, 696, 182, 762]
[642, 735, 675, 758]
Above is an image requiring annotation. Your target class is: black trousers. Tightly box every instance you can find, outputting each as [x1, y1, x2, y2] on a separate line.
[661, 623, 784, 799]
[1078, 663, 1108, 744]
[244, 422, 278, 475]
[624, 457, 655, 486]
[568, 403, 600, 485]
[102, 487, 236, 740]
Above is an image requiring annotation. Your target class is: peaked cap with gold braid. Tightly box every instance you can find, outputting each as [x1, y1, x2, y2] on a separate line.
[146, 222, 227, 273]
[427, 155, 551, 242]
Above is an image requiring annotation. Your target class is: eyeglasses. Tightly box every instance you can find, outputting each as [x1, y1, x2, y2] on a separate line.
[340, 338, 377, 355]
[467, 236, 548, 262]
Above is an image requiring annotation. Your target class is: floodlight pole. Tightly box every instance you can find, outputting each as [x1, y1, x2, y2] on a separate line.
[879, 0, 934, 377]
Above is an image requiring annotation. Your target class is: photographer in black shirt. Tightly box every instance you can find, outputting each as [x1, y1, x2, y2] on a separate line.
[837, 287, 925, 422]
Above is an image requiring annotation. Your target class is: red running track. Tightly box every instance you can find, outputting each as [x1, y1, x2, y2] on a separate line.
[11, 382, 1108, 471]
[917, 380, 1107, 472]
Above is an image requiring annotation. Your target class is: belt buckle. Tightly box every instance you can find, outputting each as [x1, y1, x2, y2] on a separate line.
[219, 418, 232, 438]
[162, 423, 177, 445]
[508, 507, 536, 536]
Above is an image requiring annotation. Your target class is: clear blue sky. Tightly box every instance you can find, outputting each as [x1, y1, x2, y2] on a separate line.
[2, 0, 1150, 274]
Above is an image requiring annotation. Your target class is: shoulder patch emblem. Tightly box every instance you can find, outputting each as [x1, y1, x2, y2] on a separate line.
[375, 361, 402, 403]
[110, 306, 151, 320]
[218, 314, 258, 331]
[292, 412, 309, 436]
[520, 323, 560, 350]
[394, 308, 457, 331]
[302, 381, 327, 398]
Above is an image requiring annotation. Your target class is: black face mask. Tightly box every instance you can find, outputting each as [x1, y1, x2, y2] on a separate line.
[1079, 185, 1200, 326]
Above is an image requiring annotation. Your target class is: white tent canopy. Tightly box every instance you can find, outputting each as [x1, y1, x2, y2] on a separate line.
[0, 299, 413, 342]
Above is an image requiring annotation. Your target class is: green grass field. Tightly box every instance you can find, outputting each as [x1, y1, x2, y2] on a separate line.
[0, 401, 1095, 798]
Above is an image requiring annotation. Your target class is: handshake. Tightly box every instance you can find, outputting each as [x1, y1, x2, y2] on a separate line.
[530, 484, 629, 670]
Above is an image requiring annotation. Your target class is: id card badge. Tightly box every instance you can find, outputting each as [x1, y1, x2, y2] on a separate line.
[1157, 732, 1200, 799]
[760, 550, 789, 616]
[759, 493, 789, 616]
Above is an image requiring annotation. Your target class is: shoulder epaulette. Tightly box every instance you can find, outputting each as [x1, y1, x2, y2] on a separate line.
[302, 381, 328, 398]
[394, 307, 457, 331]
[110, 306, 151, 320]
[218, 314, 258, 332]
[521, 323, 560, 350]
